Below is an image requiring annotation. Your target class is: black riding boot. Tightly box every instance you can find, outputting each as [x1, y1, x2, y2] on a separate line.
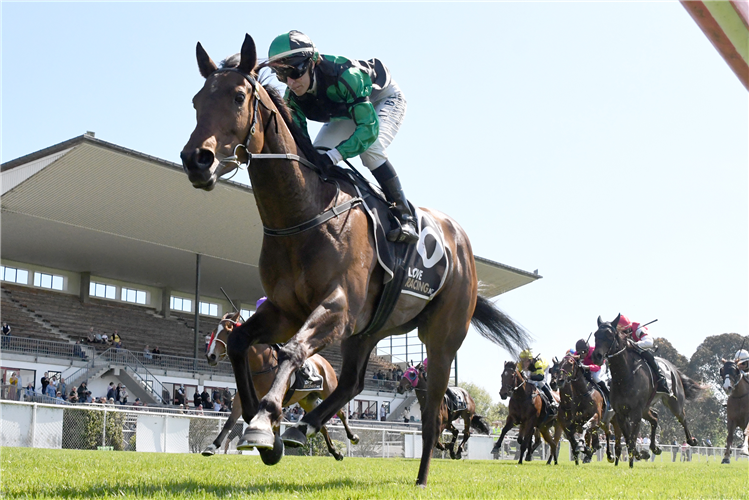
[542, 384, 558, 416]
[597, 381, 610, 408]
[372, 161, 419, 244]
[639, 348, 672, 396]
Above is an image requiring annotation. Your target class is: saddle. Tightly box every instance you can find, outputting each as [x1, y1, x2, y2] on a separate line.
[444, 387, 467, 413]
[323, 166, 449, 336]
[283, 358, 323, 405]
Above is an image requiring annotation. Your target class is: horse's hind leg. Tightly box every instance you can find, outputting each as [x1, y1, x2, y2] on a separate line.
[643, 408, 661, 455]
[336, 407, 359, 445]
[664, 395, 698, 446]
[447, 424, 459, 460]
[455, 414, 472, 459]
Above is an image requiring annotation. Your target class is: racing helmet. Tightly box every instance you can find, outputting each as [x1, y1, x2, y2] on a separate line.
[735, 349, 749, 364]
[268, 30, 318, 67]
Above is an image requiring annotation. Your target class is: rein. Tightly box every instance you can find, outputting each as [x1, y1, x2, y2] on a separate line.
[212, 67, 363, 237]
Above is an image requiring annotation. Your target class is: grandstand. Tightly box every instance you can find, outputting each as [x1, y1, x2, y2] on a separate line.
[1, 133, 540, 419]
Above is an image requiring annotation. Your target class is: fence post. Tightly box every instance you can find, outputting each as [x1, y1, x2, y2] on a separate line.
[30, 403, 37, 448]
[102, 408, 108, 447]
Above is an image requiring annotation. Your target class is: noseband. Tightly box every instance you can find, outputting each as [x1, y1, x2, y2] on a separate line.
[598, 325, 626, 360]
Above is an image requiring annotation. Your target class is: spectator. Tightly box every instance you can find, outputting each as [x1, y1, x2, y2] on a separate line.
[2, 322, 11, 336]
[380, 405, 388, 421]
[201, 388, 211, 408]
[45, 379, 57, 399]
[213, 400, 222, 412]
[193, 391, 202, 409]
[77, 382, 88, 399]
[83, 391, 93, 403]
[73, 341, 86, 359]
[55, 391, 65, 404]
[175, 385, 186, 406]
[106, 382, 117, 401]
[8, 372, 19, 400]
[212, 388, 221, 405]
[86, 327, 96, 343]
[40, 372, 50, 395]
[95, 331, 103, 344]
[58, 378, 67, 400]
[101, 333, 109, 344]
[681, 441, 689, 462]
[68, 390, 79, 404]
[133, 397, 143, 407]
[196, 404, 204, 415]
[112, 330, 121, 348]
[115, 383, 123, 403]
[152, 346, 161, 361]
[144, 345, 153, 361]
[24, 383, 35, 399]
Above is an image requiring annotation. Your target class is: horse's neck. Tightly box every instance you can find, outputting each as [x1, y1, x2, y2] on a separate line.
[248, 96, 335, 230]
[607, 347, 635, 384]
[247, 343, 274, 372]
[731, 373, 749, 399]
[570, 370, 592, 395]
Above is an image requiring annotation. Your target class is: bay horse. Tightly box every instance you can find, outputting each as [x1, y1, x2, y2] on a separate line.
[719, 358, 749, 463]
[491, 361, 561, 464]
[591, 314, 704, 468]
[554, 353, 613, 465]
[396, 363, 490, 459]
[180, 34, 529, 486]
[201, 312, 359, 462]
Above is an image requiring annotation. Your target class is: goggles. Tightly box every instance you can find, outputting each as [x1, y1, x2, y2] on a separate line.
[271, 59, 311, 82]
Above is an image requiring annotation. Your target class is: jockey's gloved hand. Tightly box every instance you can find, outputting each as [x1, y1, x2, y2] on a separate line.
[580, 364, 591, 371]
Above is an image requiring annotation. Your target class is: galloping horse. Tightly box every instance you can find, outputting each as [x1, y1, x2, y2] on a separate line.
[554, 354, 613, 465]
[397, 363, 490, 459]
[719, 358, 749, 463]
[491, 361, 561, 464]
[591, 315, 704, 468]
[180, 34, 528, 486]
[202, 312, 359, 462]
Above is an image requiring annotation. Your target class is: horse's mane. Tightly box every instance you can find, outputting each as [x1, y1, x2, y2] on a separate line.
[219, 55, 325, 170]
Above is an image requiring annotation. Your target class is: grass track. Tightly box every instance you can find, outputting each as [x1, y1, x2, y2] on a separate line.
[1, 447, 746, 499]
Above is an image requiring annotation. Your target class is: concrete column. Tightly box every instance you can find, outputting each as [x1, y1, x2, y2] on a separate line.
[161, 287, 171, 318]
[79, 272, 91, 303]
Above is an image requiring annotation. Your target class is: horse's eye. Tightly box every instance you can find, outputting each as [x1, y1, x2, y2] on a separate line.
[235, 92, 246, 105]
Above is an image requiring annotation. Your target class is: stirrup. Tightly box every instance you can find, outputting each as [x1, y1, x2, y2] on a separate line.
[387, 214, 418, 244]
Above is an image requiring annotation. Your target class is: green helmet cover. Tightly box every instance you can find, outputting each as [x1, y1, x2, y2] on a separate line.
[268, 30, 318, 65]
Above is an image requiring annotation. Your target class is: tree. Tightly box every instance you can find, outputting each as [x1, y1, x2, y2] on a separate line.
[459, 381, 508, 426]
[653, 337, 689, 372]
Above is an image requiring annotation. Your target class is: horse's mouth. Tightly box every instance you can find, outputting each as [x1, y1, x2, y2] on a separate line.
[188, 172, 218, 191]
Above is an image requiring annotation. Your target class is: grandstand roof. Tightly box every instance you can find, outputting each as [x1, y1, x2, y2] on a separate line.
[1, 134, 540, 305]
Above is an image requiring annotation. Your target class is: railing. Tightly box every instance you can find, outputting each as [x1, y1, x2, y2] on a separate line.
[96, 349, 168, 404]
[0, 336, 91, 361]
[130, 351, 233, 377]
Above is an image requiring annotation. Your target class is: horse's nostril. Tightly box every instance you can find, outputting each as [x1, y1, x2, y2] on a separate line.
[197, 149, 214, 169]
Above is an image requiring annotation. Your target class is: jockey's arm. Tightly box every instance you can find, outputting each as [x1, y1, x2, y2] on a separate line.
[332, 68, 379, 160]
[634, 330, 654, 350]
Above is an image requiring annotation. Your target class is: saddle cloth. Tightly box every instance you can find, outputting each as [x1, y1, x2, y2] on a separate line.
[287, 359, 323, 393]
[445, 387, 467, 412]
[348, 172, 449, 300]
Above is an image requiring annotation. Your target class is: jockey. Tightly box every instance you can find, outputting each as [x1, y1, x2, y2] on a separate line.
[735, 349, 749, 374]
[574, 339, 609, 404]
[617, 314, 672, 396]
[518, 349, 558, 416]
[267, 30, 418, 245]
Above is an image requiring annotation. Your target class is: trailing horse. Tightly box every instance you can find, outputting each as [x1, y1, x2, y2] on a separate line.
[397, 363, 490, 459]
[491, 361, 562, 464]
[591, 314, 705, 468]
[719, 358, 749, 463]
[180, 34, 529, 487]
[553, 354, 613, 465]
[202, 312, 360, 462]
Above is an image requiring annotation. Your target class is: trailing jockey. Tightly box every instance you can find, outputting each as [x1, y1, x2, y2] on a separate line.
[617, 314, 672, 396]
[573, 339, 610, 408]
[266, 30, 418, 244]
[518, 349, 558, 417]
[735, 349, 749, 374]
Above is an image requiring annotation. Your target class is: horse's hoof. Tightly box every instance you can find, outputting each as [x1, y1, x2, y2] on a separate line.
[688, 438, 698, 446]
[238, 428, 275, 450]
[258, 434, 284, 466]
[640, 451, 650, 461]
[350, 434, 360, 445]
[721, 457, 731, 464]
[583, 456, 591, 464]
[629, 460, 634, 468]
[653, 447, 662, 456]
[281, 425, 308, 448]
[201, 444, 217, 456]
[334, 453, 344, 462]
[607, 456, 615, 463]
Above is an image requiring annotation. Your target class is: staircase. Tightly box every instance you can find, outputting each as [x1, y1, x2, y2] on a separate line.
[387, 394, 417, 422]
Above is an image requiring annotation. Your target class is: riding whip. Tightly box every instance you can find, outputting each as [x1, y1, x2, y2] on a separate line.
[220, 287, 245, 322]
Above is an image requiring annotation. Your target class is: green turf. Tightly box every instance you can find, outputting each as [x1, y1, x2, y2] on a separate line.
[1, 447, 746, 499]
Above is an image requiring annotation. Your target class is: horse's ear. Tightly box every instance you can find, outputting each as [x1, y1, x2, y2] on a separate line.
[612, 313, 621, 329]
[239, 33, 257, 75]
[597, 315, 603, 327]
[196, 42, 218, 78]
[721, 358, 728, 363]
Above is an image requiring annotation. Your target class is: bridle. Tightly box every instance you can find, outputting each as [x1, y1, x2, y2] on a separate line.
[722, 361, 748, 396]
[597, 325, 626, 360]
[205, 67, 363, 238]
[558, 355, 580, 388]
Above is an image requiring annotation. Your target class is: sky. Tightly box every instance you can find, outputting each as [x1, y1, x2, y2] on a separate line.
[2, 2, 747, 402]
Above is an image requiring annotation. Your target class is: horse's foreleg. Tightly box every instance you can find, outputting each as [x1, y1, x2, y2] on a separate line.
[539, 424, 556, 465]
[722, 421, 735, 463]
[336, 407, 360, 445]
[226, 329, 260, 426]
[455, 414, 471, 459]
[203, 397, 242, 456]
[492, 418, 516, 453]
[447, 423, 459, 459]
[416, 352, 454, 486]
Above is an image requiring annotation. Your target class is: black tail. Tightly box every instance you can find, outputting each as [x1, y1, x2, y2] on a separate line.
[471, 295, 531, 356]
[471, 415, 492, 435]
[677, 370, 706, 401]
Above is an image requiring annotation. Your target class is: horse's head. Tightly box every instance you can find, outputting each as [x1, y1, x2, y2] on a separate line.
[720, 358, 741, 396]
[548, 356, 561, 391]
[499, 361, 522, 400]
[557, 354, 580, 389]
[398, 364, 425, 394]
[181, 34, 264, 191]
[205, 311, 241, 366]
[592, 314, 622, 365]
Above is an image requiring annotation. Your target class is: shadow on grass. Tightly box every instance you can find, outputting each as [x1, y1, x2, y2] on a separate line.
[10, 477, 404, 498]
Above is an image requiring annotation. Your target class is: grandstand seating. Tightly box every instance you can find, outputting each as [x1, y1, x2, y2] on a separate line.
[0, 283, 398, 382]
